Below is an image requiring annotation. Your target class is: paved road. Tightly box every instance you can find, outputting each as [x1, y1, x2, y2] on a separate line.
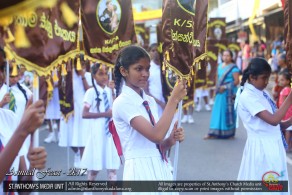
[37, 104, 292, 194]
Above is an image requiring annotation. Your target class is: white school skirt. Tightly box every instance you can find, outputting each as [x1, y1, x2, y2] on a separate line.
[45, 88, 61, 120]
[122, 148, 178, 195]
[80, 120, 120, 171]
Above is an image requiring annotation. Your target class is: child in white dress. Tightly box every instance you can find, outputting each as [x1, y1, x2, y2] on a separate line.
[44, 69, 61, 143]
[112, 45, 186, 194]
[0, 64, 32, 169]
[0, 100, 46, 194]
[236, 58, 292, 195]
[58, 59, 92, 167]
[81, 63, 120, 195]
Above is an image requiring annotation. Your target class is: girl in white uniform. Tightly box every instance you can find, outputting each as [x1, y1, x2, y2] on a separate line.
[0, 100, 46, 195]
[44, 69, 61, 143]
[112, 45, 186, 194]
[236, 58, 291, 195]
[146, 43, 166, 118]
[58, 60, 92, 167]
[81, 63, 120, 195]
[0, 64, 32, 169]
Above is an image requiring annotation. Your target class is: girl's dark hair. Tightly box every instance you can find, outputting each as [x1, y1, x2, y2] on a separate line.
[114, 45, 150, 96]
[148, 43, 158, 52]
[240, 57, 271, 86]
[279, 70, 291, 83]
[223, 49, 235, 63]
[91, 63, 101, 111]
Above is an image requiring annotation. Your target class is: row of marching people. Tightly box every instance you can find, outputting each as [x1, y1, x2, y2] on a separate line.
[0, 43, 185, 195]
[0, 48, 47, 194]
[42, 44, 183, 195]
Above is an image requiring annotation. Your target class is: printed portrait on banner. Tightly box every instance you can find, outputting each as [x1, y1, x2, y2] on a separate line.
[97, 0, 121, 34]
[82, 0, 136, 65]
[177, 0, 196, 14]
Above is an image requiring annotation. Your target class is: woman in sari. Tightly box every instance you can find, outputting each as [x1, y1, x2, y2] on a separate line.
[204, 50, 240, 139]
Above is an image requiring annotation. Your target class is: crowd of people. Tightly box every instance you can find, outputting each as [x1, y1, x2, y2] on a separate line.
[0, 35, 292, 194]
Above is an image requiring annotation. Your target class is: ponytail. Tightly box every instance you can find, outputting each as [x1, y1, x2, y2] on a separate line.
[240, 68, 250, 87]
[91, 63, 101, 111]
[17, 82, 28, 103]
[114, 59, 123, 97]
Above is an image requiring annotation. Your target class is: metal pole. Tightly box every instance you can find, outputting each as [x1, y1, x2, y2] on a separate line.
[173, 100, 183, 180]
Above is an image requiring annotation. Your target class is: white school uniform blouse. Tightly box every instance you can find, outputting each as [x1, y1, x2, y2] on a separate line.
[81, 85, 120, 170]
[0, 83, 32, 124]
[0, 108, 26, 195]
[113, 85, 160, 158]
[238, 82, 281, 139]
[83, 84, 113, 134]
[236, 82, 289, 195]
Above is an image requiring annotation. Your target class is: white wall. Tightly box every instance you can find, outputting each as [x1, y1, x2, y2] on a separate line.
[209, 0, 281, 23]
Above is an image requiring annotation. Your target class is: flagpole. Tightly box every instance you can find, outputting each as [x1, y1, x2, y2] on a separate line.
[6, 61, 9, 91]
[32, 73, 39, 195]
[173, 99, 182, 180]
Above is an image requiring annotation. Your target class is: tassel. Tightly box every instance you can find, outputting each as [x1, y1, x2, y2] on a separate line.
[162, 63, 165, 71]
[33, 73, 38, 89]
[14, 25, 31, 48]
[198, 62, 201, 70]
[4, 27, 15, 43]
[191, 67, 195, 75]
[46, 78, 53, 92]
[4, 48, 14, 61]
[53, 69, 59, 83]
[76, 57, 82, 70]
[11, 62, 18, 76]
[188, 79, 191, 87]
[165, 51, 170, 61]
[61, 64, 67, 76]
[60, 2, 78, 28]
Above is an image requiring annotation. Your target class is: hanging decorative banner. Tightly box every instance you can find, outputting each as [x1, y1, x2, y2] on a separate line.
[39, 76, 49, 108]
[284, 0, 292, 73]
[156, 21, 171, 102]
[162, 0, 208, 79]
[81, 0, 137, 67]
[135, 23, 150, 50]
[1, 0, 80, 76]
[208, 18, 226, 41]
[206, 45, 219, 88]
[194, 61, 207, 89]
[58, 60, 74, 121]
[0, 0, 57, 18]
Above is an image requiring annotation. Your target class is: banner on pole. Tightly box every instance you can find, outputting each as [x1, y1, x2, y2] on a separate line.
[81, 0, 137, 67]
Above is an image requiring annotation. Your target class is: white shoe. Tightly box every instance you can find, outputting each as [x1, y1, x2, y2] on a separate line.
[188, 116, 194, 123]
[44, 132, 57, 143]
[195, 105, 201, 112]
[74, 152, 81, 168]
[181, 115, 188, 123]
[205, 104, 211, 111]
